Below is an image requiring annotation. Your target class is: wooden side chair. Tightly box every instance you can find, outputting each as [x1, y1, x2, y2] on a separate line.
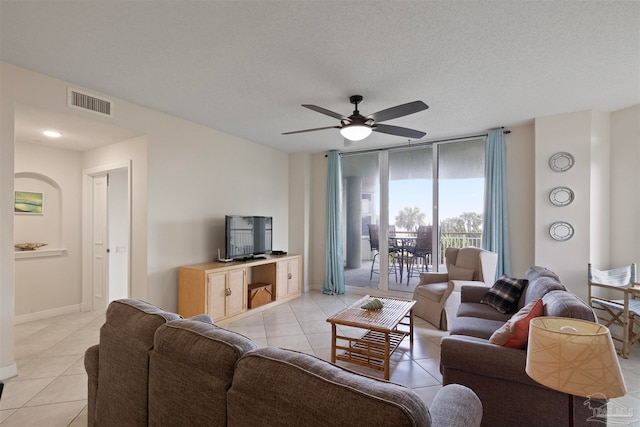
[588, 262, 639, 358]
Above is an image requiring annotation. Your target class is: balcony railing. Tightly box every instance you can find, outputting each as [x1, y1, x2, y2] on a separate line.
[439, 232, 482, 261]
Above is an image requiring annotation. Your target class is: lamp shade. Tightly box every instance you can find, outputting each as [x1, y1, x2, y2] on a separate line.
[340, 124, 372, 141]
[525, 317, 626, 399]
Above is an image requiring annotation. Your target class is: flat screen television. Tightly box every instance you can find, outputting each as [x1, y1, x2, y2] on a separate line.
[225, 215, 272, 260]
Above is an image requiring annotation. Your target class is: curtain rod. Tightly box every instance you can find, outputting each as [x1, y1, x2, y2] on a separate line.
[328, 128, 511, 157]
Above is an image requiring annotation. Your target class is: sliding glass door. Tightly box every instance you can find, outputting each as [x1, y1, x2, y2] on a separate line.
[389, 147, 433, 290]
[437, 139, 485, 266]
[341, 138, 485, 293]
[341, 153, 381, 290]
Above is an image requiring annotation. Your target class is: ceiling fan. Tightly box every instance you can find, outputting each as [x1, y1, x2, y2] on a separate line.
[282, 95, 429, 142]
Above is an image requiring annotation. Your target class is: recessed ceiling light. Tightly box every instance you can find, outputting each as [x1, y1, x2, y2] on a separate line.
[43, 130, 62, 138]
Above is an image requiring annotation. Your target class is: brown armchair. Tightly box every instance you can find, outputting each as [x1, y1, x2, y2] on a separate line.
[412, 247, 497, 330]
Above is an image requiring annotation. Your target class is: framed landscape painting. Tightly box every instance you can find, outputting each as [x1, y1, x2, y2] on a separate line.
[14, 191, 44, 214]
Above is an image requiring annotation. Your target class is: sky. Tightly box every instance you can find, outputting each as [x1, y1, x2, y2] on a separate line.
[389, 178, 484, 227]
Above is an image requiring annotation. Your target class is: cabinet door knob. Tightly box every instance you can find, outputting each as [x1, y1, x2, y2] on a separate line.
[288, 273, 292, 279]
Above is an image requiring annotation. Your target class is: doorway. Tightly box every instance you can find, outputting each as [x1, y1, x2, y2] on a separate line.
[82, 162, 131, 312]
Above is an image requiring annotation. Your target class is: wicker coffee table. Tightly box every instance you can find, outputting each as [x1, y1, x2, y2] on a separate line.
[326, 295, 415, 380]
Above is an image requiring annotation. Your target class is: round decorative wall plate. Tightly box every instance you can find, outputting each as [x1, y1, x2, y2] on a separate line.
[549, 221, 574, 241]
[549, 152, 575, 172]
[549, 186, 574, 206]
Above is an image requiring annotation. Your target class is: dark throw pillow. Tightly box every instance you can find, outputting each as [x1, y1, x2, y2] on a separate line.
[481, 275, 528, 314]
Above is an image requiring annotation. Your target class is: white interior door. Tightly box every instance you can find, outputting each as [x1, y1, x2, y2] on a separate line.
[107, 170, 129, 301]
[92, 174, 109, 311]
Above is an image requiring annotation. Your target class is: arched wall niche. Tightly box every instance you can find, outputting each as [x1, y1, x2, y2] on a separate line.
[14, 171, 63, 250]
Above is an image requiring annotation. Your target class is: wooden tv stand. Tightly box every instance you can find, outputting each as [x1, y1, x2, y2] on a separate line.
[178, 254, 302, 322]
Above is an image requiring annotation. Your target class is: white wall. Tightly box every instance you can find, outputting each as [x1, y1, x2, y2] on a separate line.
[309, 153, 328, 290]
[589, 111, 611, 269]
[0, 64, 17, 380]
[288, 153, 312, 292]
[505, 125, 536, 277]
[610, 105, 640, 265]
[13, 141, 83, 319]
[144, 121, 289, 309]
[535, 111, 610, 300]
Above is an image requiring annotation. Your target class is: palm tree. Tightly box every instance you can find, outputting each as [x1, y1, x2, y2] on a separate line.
[440, 212, 482, 233]
[395, 206, 426, 231]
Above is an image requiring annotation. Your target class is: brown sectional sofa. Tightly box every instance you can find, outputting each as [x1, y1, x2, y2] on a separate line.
[86, 299, 483, 427]
[440, 266, 603, 427]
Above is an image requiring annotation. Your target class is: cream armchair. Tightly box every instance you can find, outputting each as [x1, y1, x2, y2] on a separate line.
[412, 247, 497, 330]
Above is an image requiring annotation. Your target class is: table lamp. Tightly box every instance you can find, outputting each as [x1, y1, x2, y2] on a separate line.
[525, 317, 626, 426]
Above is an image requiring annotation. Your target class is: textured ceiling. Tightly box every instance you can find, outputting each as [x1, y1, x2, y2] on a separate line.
[1, 1, 639, 153]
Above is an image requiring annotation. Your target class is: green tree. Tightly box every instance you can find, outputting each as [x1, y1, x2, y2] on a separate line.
[395, 206, 426, 231]
[440, 212, 482, 233]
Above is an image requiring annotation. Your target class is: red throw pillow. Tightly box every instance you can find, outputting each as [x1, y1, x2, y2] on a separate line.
[488, 298, 544, 349]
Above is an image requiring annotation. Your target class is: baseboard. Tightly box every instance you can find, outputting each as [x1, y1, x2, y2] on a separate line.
[0, 362, 17, 381]
[14, 304, 81, 324]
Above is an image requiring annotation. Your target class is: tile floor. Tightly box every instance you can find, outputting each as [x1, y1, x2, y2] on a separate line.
[1, 290, 639, 426]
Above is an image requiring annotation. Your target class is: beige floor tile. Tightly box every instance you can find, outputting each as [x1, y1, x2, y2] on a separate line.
[335, 325, 366, 339]
[0, 409, 17, 423]
[298, 319, 332, 334]
[304, 332, 332, 350]
[620, 370, 640, 394]
[317, 301, 349, 316]
[292, 309, 329, 321]
[0, 378, 55, 410]
[251, 337, 268, 348]
[411, 384, 443, 408]
[225, 324, 266, 340]
[415, 357, 443, 383]
[25, 374, 87, 406]
[396, 336, 441, 360]
[606, 394, 640, 426]
[68, 404, 88, 427]
[266, 333, 311, 351]
[0, 400, 86, 427]
[311, 347, 333, 362]
[23, 327, 79, 344]
[13, 340, 59, 360]
[261, 311, 298, 325]
[225, 312, 264, 328]
[388, 360, 440, 388]
[288, 298, 323, 310]
[265, 322, 304, 337]
[39, 337, 99, 358]
[9, 355, 80, 381]
[61, 356, 87, 376]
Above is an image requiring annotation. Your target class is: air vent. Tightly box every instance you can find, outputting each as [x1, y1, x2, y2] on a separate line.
[67, 87, 113, 117]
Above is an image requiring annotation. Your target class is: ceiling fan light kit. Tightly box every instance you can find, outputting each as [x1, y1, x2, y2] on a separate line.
[283, 95, 428, 144]
[340, 124, 372, 141]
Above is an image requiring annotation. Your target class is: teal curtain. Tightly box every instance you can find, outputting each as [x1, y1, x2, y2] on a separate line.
[482, 129, 511, 277]
[322, 151, 345, 295]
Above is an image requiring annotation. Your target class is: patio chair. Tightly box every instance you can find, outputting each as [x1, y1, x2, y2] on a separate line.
[367, 224, 398, 281]
[405, 225, 432, 284]
[588, 262, 639, 358]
